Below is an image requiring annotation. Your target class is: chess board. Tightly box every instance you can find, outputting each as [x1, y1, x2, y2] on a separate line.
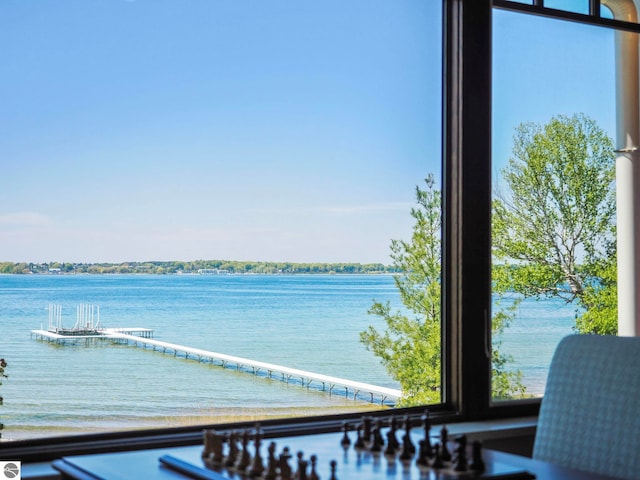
[159, 415, 536, 479]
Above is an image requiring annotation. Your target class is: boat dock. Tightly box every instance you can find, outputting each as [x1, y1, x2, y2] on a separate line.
[31, 327, 401, 405]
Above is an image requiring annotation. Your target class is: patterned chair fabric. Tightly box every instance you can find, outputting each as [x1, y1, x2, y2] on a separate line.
[532, 334, 640, 480]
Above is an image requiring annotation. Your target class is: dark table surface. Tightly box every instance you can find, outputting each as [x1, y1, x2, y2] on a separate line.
[53, 429, 622, 480]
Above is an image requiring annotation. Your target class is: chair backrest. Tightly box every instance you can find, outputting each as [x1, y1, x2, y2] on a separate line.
[532, 334, 640, 480]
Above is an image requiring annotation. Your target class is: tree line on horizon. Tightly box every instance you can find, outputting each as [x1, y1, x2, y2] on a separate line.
[0, 260, 397, 276]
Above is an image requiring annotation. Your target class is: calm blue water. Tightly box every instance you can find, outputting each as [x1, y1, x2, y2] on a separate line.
[0, 274, 576, 441]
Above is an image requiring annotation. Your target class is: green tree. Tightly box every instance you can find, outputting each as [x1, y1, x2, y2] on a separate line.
[493, 113, 617, 334]
[360, 175, 524, 406]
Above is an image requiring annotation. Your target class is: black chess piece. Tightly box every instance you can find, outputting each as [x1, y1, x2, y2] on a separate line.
[431, 443, 444, 469]
[421, 410, 434, 458]
[235, 429, 252, 472]
[402, 415, 416, 456]
[248, 428, 264, 477]
[354, 425, 366, 450]
[329, 459, 338, 480]
[362, 416, 373, 446]
[309, 454, 320, 480]
[453, 435, 468, 472]
[416, 439, 429, 469]
[399, 430, 414, 463]
[296, 451, 308, 480]
[384, 427, 398, 456]
[440, 425, 451, 462]
[370, 420, 384, 453]
[279, 446, 293, 480]
[388, 415, 400, 450]
[470, 440, 485, 473]
[264, 441, 278, 480]
[225, 430, 240, 468]
[340, 422, 351, 450]
[203, 430, 224, 465]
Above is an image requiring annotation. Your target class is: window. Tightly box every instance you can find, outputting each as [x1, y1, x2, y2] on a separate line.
[491, 8, 617, 401]
[4, 0, 637, 463]
[0, 0, 443, 447]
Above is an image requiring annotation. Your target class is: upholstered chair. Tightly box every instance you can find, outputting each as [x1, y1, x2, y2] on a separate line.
[532, 334, 640, 480]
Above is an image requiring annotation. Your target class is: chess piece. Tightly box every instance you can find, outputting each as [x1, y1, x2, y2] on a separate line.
[421, 410, 434, 458]
[264, 441, 278, 480]
[340, 422, 351, 449]
[235, 429, 251, 472]
[470, 440, 485, 473]
[362, 416, 373, 446]
[384, 427, 398, 456]
[248, 428, 264, 477]
[354, 425, 366, 450]
[279, 446, 293, 480]
[296, 451, 308, 480]
[453, 435, 468, 472]
[416, 439, 429, 469]
[431, 443, 444, 469]
[370, 420, 384, 453]
[309, 454, 320, 480]
[225, 430, 240, 468]
[399, 430, 414, 464]
[402, 415, 415, 456]
[329, 459, 338, 480]
[202, 429, 224, 465]
[388, 415, 400, 451]
[440, 425, 451, 462]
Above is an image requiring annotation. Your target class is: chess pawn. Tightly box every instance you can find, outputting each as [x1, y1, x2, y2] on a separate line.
[329, 459, 338, 480]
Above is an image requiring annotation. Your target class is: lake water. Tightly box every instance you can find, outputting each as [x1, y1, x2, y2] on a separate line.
[0, 274, 576, 441]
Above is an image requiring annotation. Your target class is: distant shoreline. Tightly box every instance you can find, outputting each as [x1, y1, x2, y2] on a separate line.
[0, 260, 398, 276]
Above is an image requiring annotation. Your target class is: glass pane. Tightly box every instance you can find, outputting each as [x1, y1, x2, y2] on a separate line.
[0, 1, 442, 441]
[491, 10, 617, 400]
[544, 0, 589, 15]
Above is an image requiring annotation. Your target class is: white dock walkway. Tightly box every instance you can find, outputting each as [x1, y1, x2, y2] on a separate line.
[31, 328, 401, 405]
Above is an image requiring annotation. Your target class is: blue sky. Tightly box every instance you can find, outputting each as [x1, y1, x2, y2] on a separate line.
[0, 2, 617, 264]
